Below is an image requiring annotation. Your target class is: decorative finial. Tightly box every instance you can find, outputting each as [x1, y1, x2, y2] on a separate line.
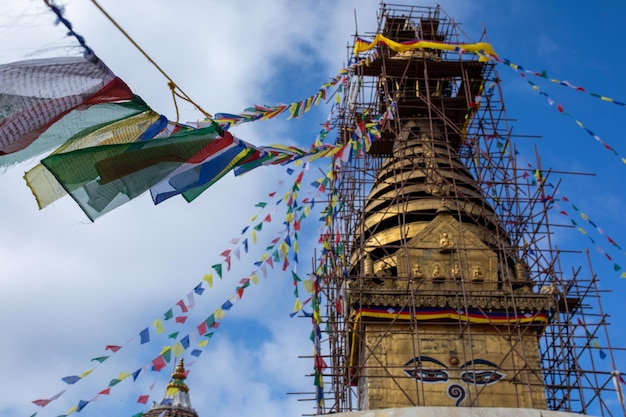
[166, 358, 189, 393]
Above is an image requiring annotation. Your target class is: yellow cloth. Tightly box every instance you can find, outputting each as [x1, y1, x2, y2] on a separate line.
[354, 34, 497, 62]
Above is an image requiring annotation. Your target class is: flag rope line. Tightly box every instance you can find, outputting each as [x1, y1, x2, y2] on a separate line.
[87, 0, 213, 121]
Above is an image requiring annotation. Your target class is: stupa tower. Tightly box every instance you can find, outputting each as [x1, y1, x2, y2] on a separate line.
[310, 4, 624, 417]
[143, 358, 199, 417]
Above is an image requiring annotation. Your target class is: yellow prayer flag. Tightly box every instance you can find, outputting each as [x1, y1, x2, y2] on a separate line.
[251, 273, 259, 284]
[117, 372, 131, 381]
[252, 230, 257, 244]
[314, 310, 322, 324]
[580, 212, 590, 221]
[280, 242, 289, 257]
[304, 96, 313, 112]
[294, 241, 299, 253]
[153, 318, 165, 334]
[294, 298, 303, 312]
[67, 405, 78, 415]
[80, 369, 94, 378]
[166, 387, 179, 396]
[197, 340, 209, 347]
[203, 273, 213, 288]
[314, 92, 322, 106]
[251, 214, 258, 222]
[621, 272, 626, 278]
[214, 308, 226, 320]
[160, 346, 171, 355]
[172, 342, 185, 357]
[303, 279, 314, 294]
[577, 227, 588, 235]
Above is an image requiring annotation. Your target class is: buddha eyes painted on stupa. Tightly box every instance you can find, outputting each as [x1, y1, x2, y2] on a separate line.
[403, 356, 505, 386]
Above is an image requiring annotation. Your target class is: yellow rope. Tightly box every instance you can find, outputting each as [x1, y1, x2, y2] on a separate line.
[88, 0, 213, 121]
[168, 82, 181, 123]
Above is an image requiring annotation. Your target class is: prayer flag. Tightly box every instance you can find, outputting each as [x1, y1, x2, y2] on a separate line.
[139, 327, 150, 344]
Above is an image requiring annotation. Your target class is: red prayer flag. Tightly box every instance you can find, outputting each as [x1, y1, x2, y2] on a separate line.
[152, 355, 167, 371]
[105, 345, 122, 352]
[175, 316, 188, 324]
[137, 395, 149, 404]
[32, 399, 51, 407]
[264, 214, 272, 222]
[220, 250, 231, 257]
[176, 299, 188, 313]
[196, 321, 207, 336]
[98, 388, 111, 395]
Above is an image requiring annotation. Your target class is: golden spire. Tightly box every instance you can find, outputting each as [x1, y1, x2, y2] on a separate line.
[166, 358, 189, 393]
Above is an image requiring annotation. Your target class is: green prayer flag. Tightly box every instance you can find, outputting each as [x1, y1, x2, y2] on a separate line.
[108, 378, 121, 387]
[212, 264, 223, 279]
[41, 125, 220, 220]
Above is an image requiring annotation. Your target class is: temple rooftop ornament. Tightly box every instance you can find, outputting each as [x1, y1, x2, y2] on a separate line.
[142, 358, 198, 417]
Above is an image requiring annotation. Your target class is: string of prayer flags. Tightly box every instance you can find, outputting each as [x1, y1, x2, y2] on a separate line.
[500, 58, 626, 109]
[516, 77, 624, 167]
[210, 52, 379, 130]
[514, 150, 626, 278]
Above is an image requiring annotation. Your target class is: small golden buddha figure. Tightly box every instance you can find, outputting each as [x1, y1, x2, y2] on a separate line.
[439, 231, 453, 252]
[432, 263, 444, 281]
[451, 262, 460, 278]
[472, 264, 484, 282]
[412, 262, 424, 278]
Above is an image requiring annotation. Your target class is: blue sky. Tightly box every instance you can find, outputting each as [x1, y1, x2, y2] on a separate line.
[1, 1, 626, 417]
